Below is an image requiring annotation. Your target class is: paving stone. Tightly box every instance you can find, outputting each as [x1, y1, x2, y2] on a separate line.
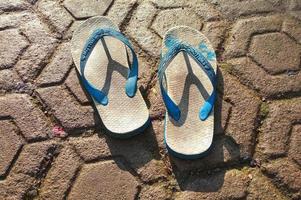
[288, 125, 301, 166]
[64, 68, 90, 104]
[226, 57, 301, 98]
[36, 42, 73, 86]
[0, 29, 29, 69]
[137, 159, 167, 182]
[220, 68, 260, 158]
[224, 15, 283, 58]
[107, 0, 136, 27]
[0, 94, 50, 141]
[140, 183, 171, 200]
[214, 96, 232, 135]
[263, 158, 301, 199]
[257, 98, 301, 158]
[0, 69, 24, 92]
[39, 145, 81, 200]
[0, 121, 24, 177]
[0, 142, 57, 199]
[68, 160, 139, 200]
[37, 0, 73, 35]
[283, 16, 301, 44]
[202, 21, 228, 50]
[151, 8, 203, 37]
[15, 13, 58, 81]
[63, 20, 84, 39]
[36, 85, 96, 130]
[126, 2, 161, 56]
[175, 169, 249, 199]
[147, 81, 165, 119]
[0, 0, 28, 11]
[206, 0, 281, 19]
[249, 32, 301, 74]
[170, 137, 240, 172]
[247, 169, 288, 200]
[64, 0, 113, 19]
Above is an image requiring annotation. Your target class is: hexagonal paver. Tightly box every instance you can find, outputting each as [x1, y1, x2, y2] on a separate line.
[0, 29, 29, 69]
[0, 120, 23, 177]
[69, 160, 139, 200]
[151, 8, 203, 37]
[64, 0, 113, 19]
[250, 33, 301, 74]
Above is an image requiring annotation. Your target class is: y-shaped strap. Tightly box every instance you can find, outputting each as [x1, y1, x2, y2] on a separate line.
[158, 37, 216, 121]
[80, 28, 138, 105]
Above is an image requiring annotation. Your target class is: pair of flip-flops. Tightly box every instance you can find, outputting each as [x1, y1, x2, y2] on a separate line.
[71, 16, 217, 160]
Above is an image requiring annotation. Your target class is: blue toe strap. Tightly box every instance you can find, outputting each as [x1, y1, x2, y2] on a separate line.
[80, 28, 138, 105]
[158, 37, 217, 121]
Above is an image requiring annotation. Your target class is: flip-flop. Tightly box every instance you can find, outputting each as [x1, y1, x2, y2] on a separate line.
[158, 26, 217, 159]
[71, 16, 149, 138]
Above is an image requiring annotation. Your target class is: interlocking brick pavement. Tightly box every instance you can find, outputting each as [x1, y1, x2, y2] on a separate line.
[0, 0, 300, 199]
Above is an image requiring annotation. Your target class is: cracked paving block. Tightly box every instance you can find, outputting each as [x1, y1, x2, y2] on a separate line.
[283, 16, 301, 44]
[206, 0, 282, 19]
[288, 125, 301, 166]
[247, 169, 288, 200]
[256, 98, 301, 158]
[0, 29, 29, 69]
[0, 121, 24, 177]
[126, 2, 161, 56]
[226, 57, 301, 98]
[151, 8, 203, 37]
[263, 158, 301, 199]
[0, 69, 24, 92]
[64, 0, 113, 19]
[68, 160, 139, 200]
[39, 145, 81, 200]
[249, 32, 301, 74]
[0, 94, 50, 141]
[64, 68, 90, 104]
[36, 42, 73, 86]
[37, 0, 73, 35]
[36, 85, 96, 130]
[224, 15, 282, 58]
[175, 169, 249, 199]
[0, 142, 57, 199]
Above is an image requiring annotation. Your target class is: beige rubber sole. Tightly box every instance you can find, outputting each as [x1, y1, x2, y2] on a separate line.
[162, 26, 217, 157]
[71, 16, 149, 135]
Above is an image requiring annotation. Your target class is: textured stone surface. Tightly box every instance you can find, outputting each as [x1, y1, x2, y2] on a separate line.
[0, 94, 51, 141]
[263, 158, 301, 199]
[249, 33, 301, 74]
[257, 98, 301, 158]
[69, 160, 139, 200]
[0, 29, 29, 69]
[0, 121, 23, 177]
[36, 85, 96, 130]
[36, 42, 73, 86]
[37, 0, 73, 35]
[39, 145, 81, 200]
[64, 0, 113, 19]
[175, 169, 249, 199]
[0, 0, 300, 199]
